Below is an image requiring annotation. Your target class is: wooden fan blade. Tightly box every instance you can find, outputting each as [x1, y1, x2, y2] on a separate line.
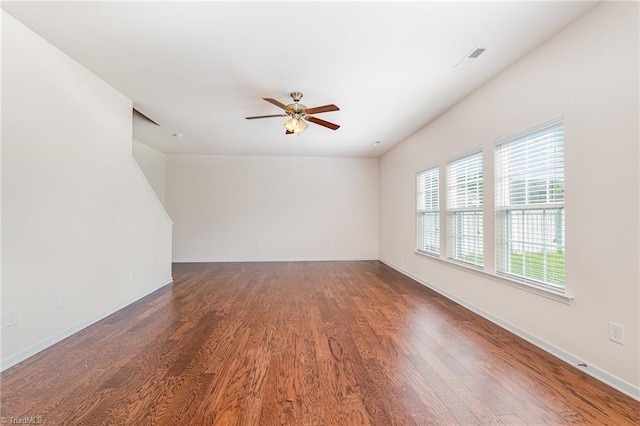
[285, 130, 294, 135]
[307, 116, 340, 130]
[245, 114, 288, 120]
[263, 98, 292, 111]
[305, 104, 340, 115]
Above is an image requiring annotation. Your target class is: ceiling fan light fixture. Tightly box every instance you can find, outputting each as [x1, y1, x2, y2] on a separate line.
[283, 116, 307, 134]
[297, 118, 308, 134]
[283, 117, 297, 132]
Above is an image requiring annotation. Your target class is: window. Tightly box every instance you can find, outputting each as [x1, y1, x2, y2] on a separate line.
[416, 166, 439, 255]
[495, 122, 564, 288]
[447, 151, 483, 267]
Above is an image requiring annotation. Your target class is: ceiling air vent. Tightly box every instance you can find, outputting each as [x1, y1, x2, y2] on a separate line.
[455, 47, 486, 68]
[468, 48, 485, 58]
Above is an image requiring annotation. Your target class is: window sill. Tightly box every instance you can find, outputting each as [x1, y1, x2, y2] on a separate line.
[414, 250, 573, 304]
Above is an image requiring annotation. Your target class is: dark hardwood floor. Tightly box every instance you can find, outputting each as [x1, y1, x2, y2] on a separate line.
[1, 261, 639, 425]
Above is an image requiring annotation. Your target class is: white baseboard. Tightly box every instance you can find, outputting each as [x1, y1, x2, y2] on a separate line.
[173, 256, 379, 263]
[378, 258, 640, 402]
[0, 277, 173, 372]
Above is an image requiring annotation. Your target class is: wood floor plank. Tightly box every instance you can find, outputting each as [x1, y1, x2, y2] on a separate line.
[446, 378, 507, 425]
[2, 261, 639, 425]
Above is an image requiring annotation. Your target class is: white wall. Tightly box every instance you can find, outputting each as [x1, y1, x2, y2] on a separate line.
[380, 2, 639, 395]
[1, 12, 173, 368]
[167, 155, 378, 262]
[133, 140, 167, 205]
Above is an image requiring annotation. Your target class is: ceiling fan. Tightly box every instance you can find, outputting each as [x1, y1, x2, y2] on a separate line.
[245, 92, 340, 135]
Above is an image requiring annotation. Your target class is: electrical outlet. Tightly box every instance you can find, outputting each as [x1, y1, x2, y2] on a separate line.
[5, 309, 17, 327]
[54, 292, 63, 309]
[609, 322, 624, 345]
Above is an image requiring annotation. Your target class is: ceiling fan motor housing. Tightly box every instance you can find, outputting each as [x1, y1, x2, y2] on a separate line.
[288, 92, 306, 113]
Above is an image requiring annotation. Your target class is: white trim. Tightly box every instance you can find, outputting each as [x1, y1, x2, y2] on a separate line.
[493, 115, 564, 146]
[415, 249, 571, 303]
[173, 256, 379, 263]
[0, 277, 173, 372]
[379, 258, 640, 402]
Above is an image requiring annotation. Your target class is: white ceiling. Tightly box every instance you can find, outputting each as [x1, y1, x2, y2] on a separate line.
[3, 1, 598, 158]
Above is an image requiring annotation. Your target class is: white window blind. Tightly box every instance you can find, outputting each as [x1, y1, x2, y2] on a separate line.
[447, 151, 483, 267]
[417, 167, 439, 255]
[495, 122, 564, 288]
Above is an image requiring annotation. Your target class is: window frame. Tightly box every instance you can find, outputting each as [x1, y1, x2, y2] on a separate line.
[494, 120, 565, 291]
[416, 165, 440, 256]
[446, 150, 484, 268]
